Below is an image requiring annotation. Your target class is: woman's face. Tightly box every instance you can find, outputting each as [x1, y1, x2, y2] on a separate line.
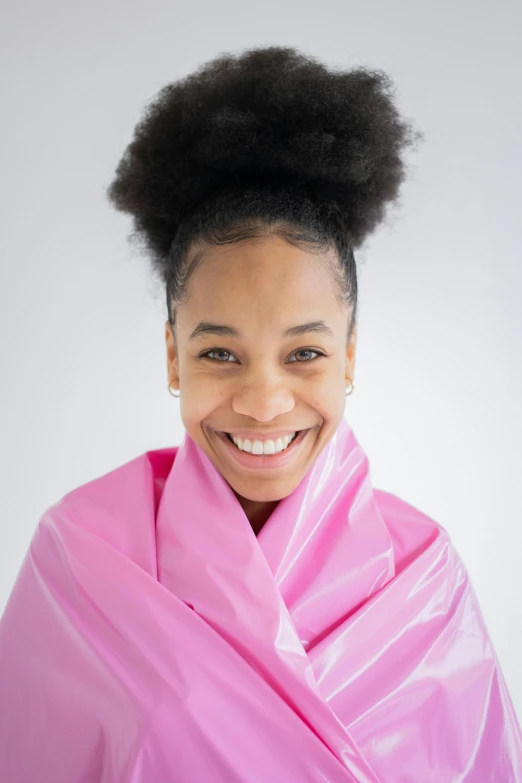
[165, 234, 356, 503]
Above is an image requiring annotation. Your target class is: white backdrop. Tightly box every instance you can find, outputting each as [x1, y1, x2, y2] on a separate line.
[1, 0, 521, 719]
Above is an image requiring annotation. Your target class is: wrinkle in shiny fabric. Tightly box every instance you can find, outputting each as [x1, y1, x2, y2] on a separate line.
[0, 416, 521, 781]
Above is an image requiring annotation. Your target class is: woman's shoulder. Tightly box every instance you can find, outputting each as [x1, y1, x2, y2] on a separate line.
[372, 487, 456, 576]
[34, 446, 180, 562]
[57, 445, 178, 510]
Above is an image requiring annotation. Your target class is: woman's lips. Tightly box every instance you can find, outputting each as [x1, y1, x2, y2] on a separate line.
[215, 428, 310, 470]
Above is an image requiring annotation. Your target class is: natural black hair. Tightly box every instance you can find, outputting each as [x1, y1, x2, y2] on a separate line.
[106, 46, 422, 344]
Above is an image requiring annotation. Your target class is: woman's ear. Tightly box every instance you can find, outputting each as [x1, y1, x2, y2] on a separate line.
[165, 320, 180, 388]
[345, 320, 357, 384]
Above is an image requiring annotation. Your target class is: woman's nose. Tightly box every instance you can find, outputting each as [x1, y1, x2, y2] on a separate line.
[231, 379, 295, 421]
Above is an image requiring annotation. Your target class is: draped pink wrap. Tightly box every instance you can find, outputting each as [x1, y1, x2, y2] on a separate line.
[1, 416, 521, 781]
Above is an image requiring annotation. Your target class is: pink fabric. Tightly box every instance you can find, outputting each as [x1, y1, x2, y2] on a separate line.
[1, 416, 521, 781]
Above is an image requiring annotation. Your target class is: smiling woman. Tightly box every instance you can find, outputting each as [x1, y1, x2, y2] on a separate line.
[1, 45, 521, 783]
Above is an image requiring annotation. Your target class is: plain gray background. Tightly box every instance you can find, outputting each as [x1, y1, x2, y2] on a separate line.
[1, 0, 521, 721]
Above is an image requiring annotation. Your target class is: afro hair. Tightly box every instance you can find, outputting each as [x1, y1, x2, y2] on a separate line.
[106, 45, 421, 309]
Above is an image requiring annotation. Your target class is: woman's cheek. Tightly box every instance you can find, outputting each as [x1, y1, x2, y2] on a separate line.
[180, 376, 223, 426]
[307, 377, 343, 417]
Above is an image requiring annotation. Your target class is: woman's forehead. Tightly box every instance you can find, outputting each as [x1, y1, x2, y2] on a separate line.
[184, 238, 340, 302]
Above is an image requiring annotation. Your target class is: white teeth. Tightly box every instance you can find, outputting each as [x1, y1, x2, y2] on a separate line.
[228, 432, 298, 454]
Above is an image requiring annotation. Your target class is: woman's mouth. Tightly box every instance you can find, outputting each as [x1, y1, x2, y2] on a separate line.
[214, 429, 310, 470]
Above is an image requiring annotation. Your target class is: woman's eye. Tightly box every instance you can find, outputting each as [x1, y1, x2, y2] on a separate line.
[201, 349, 238, 363]
[288, 349, 323, 363]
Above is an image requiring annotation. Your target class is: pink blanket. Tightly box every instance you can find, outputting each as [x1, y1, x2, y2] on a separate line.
[1, 416, 521, 781]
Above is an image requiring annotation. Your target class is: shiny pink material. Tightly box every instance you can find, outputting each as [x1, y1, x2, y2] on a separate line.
[1, 417, 521, 781]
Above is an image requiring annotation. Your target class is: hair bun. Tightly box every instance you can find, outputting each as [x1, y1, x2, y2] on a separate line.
[107, 45, 422, 262]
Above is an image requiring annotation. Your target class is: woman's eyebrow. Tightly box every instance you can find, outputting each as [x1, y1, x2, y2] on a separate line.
[188, 321, 334, 340]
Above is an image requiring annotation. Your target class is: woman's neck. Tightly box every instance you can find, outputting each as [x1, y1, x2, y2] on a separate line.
[234, 493, 280, 536]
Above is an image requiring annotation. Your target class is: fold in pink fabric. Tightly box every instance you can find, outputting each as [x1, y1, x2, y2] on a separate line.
[1, 416, 521, 781]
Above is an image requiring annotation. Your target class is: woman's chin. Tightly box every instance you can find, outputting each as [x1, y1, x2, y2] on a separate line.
[228, 478, 298, 505]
